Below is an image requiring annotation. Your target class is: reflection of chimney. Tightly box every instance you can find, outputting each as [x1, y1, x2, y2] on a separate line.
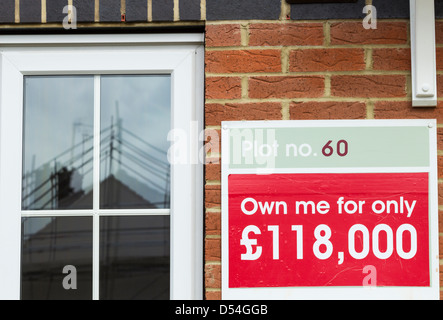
[57, 167, 73, 203]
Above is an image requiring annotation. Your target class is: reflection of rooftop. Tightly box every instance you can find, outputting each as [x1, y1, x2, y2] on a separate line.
[60, 174, 158, 209]
[100, 174, 157, 208]
[22, 213, 170, 300]
[22, 214, 169, 265]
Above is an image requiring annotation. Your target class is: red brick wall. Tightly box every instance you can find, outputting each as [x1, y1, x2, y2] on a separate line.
[204, 19, 443, 300]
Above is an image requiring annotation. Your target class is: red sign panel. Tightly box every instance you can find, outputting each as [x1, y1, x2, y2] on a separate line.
[228, 173, 429, 288]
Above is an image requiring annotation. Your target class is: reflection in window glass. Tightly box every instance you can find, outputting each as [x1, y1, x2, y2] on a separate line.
[100, 216, 170, 300]
[21, 217, 93, 300]
[100, 75, 171, 209]
[22, 76, 94, 210]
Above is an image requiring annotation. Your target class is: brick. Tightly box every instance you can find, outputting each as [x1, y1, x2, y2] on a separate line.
[47, 0, 67, 23]
[205, 102, 282, 126]
[205, 184, 221, 208]
[206, 77, 242, 100]
[205, 238, 221, 261]
[99, 0, 121, 22]
[205, 264, 221, 288]
[205, 160, 221, 181]
[290, 101, 366, 120]
[73, 0, 95, 22]
[440, 265, 443, 288]
[205, 211, 221, 235]
[436, 21, 443, 44]
[205, 50, 281, 74]
[439, 157, 443, 180]
[373, 101, 443, 123]
[249, 23, 324, 47]
[439, 210, 443, 234]
[330, 22, 408, 45]
[372, 48, 411, 71]
[291, 0, 365, 20]
[249, 76, 324, 99]
[179, 0, 200, 21]
[438, 128, 443, 150]
[126, 0, 147, 22]
[205, 24, 242, 48]
[206, 0, 280, 21]
[0, 0, 15, 23]
[205, 290, 221, 300]
[331, 75, 406, 98]
[290, 48, 365, 72]
[20, 0, 41, 23]
[440, 234, 443, 258]
[152, 0, 173, 21]
[437, 74, 443, 98]
[436, 48, 443, 70]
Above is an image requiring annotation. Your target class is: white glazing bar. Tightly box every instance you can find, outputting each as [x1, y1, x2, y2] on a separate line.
[21, 210, 94, 217]
[96, 209, 170, 216]
[92, 75, 101, 300]
[20, 209, 170, 217]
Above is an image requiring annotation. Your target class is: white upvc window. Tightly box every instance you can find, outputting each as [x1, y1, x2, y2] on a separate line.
[0, 34, 204, 300]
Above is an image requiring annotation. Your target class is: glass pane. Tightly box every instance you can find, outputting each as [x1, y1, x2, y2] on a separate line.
[21, 217, 93, 300]
[22, 76, 94, 210]
[100, 75, 171, 209]
[100, 216, 170, 300]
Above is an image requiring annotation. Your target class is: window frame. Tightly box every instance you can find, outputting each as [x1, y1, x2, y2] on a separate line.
[0, 33, 204, 300]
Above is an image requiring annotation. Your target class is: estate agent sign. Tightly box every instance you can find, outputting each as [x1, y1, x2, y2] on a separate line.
[221, 120, 439, 300]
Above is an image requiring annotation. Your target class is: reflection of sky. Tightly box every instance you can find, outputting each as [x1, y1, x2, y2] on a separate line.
[101, 75, 171, 162]
[23, 76, 94, 172]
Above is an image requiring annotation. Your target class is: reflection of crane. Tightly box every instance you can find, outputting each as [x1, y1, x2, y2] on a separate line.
[22, 119, 170, 210]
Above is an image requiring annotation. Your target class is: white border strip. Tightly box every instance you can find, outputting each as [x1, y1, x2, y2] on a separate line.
[92, 75, 101, 300]
[21, 209, 170, 217]
[221, 119, 439, 300]
[0, 34, 205, 46]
